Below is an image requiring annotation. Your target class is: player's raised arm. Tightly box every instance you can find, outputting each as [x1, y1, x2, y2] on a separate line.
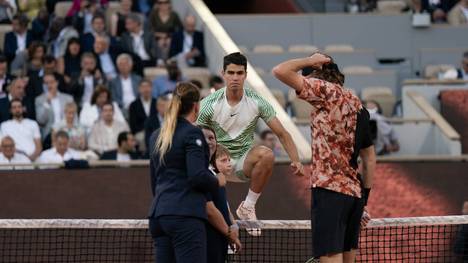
[272, 53, 331, 92]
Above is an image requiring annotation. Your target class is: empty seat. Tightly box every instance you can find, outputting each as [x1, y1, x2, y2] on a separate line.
[343, 66, 373, 74]
[377, 0, 406, 13]
[361, 87, 396, 117]
[0, 24, 12, 51]
[105, 2, 122, 31]
[144, 67, 167, 80]
[424, 64, 456, 79]
[291, 98, 312, 121]
[270, 89, 287, 109]
[182, 67, 211, 89]
[253, 45, 284, 53]
[54, 2, 73, 17]
[324, 44, 354, 53]
[288, 45, 318, 53]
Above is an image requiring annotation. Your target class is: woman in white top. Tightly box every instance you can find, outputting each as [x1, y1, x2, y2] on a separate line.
[52, 101, 86, 150]
[79, 85, 126, 134]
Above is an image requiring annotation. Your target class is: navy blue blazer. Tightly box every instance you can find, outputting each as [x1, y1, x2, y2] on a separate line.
[4, 31, 34, 62]
[148, 117, 219, 220]
[169, 30, 206, 67]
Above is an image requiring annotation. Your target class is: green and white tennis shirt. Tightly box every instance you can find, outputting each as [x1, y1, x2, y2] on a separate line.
[197, 87, 276, 161]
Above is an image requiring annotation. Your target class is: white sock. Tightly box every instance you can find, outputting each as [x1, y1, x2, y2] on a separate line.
[244, 189, 261, 208]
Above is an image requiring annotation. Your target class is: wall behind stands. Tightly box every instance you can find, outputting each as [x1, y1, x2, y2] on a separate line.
[1, 162, 467, 220]
[217, 14, 468, 73]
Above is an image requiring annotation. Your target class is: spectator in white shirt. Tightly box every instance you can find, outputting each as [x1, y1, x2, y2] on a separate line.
[0, 136, 32, 170]
[0, 99, 42, 160]
[79, 85, 126, 133]
[109, 53, 141, 110]
[37, 130, 83, 166]
[88, 102, 129, 155]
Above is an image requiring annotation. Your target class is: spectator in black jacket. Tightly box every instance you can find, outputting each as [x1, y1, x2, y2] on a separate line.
[3, 14, 34, 65]
[169, 14, 206, 67]
[129, 79, 156, 152]
[144, 94, 170, 153]
[0, 55, 15, 98]
[0, 78, 36, 123]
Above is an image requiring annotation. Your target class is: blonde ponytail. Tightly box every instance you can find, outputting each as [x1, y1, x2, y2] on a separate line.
[154, 82, 201, 162]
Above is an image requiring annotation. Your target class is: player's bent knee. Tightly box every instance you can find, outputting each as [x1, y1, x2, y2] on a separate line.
[252, 146, 274, 163]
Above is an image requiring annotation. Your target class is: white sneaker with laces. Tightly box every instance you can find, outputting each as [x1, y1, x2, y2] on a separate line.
[236, 201, 261, 236]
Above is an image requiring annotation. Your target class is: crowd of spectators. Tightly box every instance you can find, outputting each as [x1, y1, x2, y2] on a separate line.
[345, 0, 468, 25]
[0, 0, 221, 168]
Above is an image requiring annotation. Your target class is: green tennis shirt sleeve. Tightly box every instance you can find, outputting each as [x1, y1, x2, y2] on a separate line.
[197, 97, 212, 126]
[255, 93, 276, 123]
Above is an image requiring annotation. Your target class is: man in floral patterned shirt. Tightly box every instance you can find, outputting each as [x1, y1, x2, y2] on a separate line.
[273, 53, 376, 263]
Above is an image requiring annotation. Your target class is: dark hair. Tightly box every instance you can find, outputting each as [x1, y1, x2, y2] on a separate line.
[260, 129, 274, 140]
[90, 85, 111, 105]
[12, 14, 29, 27]
[190, 79, 203, 90]
[92, 13, 105, 23]
[118, 131, 130, 146]
[65, 37, 81, 57]
[28, 42, 47, 60]
[302, 54, 345, 86]
[0, 54, 7, 63]
[464, 51, 468, 59]
[43, 55, 56, 64]
[209, 75, 223, 87]
[198, 125, 217, 164]
[55, 130, 70, 140]
[223, 52, 247, 71]
[43, 72, 56, 80]
[10, 98, 22, 108]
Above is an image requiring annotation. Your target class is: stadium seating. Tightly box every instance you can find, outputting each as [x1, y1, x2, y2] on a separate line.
[361, 86, 397, 117]
[253, 44, 284, 54]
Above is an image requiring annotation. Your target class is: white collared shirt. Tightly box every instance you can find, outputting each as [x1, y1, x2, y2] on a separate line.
[82, 76, 94, 105]
[141, 98, 151, 116]
[183, 31, 194, 53]
[131, 31, 150, 60]
[99, 53, 117, 79]
[0, 118, 41, 156]
[37, 147, 82, 163]
[121, 76, 135, 109]
[0, 152, 32, 170]
[117, 152, 131, 161]
[50, 96, 62, 125]
[16, 32, 26, 53]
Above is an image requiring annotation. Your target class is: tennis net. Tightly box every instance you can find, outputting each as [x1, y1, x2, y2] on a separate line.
[0, 216, 466, 262]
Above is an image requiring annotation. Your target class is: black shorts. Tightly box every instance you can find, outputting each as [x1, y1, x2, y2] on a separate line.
[311, 187, 365, 258]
